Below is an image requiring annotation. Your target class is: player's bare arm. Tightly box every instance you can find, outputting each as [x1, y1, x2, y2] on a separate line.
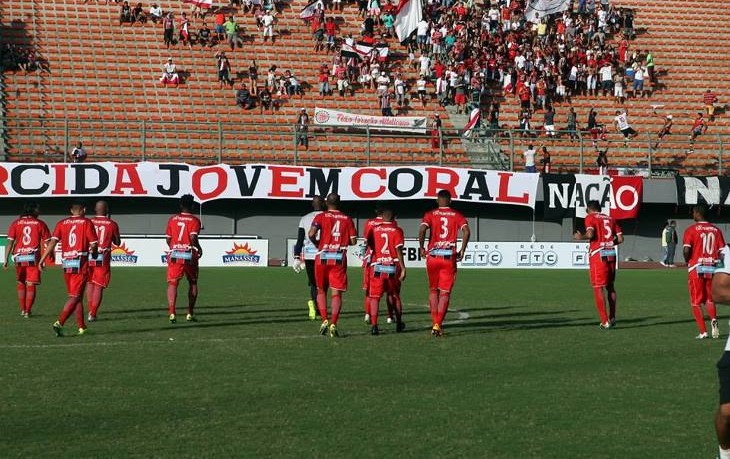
[3, 239, 16, 269]
[616, 233, 625, 244]
[683, 245, 692, 264]
[418, 223, 428, 258]
[308, 224, 319, 246]
[191, 234, 203, 258]
[39, 238, 59, 269]
[112, 231, 121, 247]
[458, 224, 471, 261]
[574, 227, 595, 241]
[396, 245, 407, 281]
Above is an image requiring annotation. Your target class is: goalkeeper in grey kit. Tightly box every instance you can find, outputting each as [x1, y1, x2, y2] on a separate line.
[292, 196, 324, 320]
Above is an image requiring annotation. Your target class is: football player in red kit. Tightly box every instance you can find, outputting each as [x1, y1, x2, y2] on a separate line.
[165, 194, 203, 324]
[683, 204, 725, 339]
[3, 201, 51, 318]
[574, 200, 624, 329]
[365, 206, 406, 335]
[40, 201, 99, 337]
[361, 204, 397, 324]
[308, 193, 357, 338]
[418, 190, 470, 337]
[87, 201, 121, 322]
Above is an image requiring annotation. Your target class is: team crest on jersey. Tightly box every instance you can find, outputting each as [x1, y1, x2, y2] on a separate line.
[110, 243, 139, 264]
[222, 243, 261, 264]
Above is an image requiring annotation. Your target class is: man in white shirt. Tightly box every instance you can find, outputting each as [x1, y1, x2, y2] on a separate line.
[293, 196, 324, 320]
[262, 12, 275, 42]
[419, 53, 431, 77]
[416, 20, 429, 52]
[614, 110, 637, 145]
[523, 144, 537, 173]
[149, 4, 163, 23]
[600, 64, 613, 96]
[632, 64, 645, 98]
[160, 58, 179, 85]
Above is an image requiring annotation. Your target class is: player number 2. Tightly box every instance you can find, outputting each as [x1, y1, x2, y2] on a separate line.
[21, 226, 32, 245]
[380, 233, 390, 254]
[69, 225, 78, 247]
[700, 232, 716, 255]
[439, 217, 449, 239]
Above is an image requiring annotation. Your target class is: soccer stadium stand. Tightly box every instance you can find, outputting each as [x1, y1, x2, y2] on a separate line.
[0, 0, 727, 173]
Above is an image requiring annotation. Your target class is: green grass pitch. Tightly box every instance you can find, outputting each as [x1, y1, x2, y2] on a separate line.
[0, 267, 723, 458]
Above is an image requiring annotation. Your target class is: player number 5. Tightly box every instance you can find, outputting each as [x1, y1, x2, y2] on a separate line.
[603, 220, 612, 240]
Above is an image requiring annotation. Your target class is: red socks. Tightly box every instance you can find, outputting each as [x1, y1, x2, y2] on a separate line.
[316, 290, 328, 321]
[593, 287, 609, 324]
[389, 293, 402, 322]
[429, 290, 438, 324]
[87, 284, 104, 317]
[25, 284, 36, 314]
[369, 297, 379, 325]
[692, 305, 707, 333]
[330, 293, 342, 325]
[363, 296, 369, 314]
[16, 283, 26, 313]
[59, 296, 85, 328]
[436, 292, 450, 326]
[167, 283, 178, 315]
[607, 288, 617, 321]
[188, 284, 198, 315]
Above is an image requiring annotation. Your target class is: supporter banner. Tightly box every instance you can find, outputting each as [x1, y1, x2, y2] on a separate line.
[542, 174, 643, 220]
[341, 42, 389, 61]
[286, 239, 589, 269]
[462, 108, 480, 138]
[675, 176, 730, 206]
[183, 0, 213, 8]
[394, 0, 422, 43]
[0, 163, 540, 207]
[525, 0, 570, 23]
[108, 238, 268, 267]
[314, 107, 427, 133]
[300, 0, 318, 20]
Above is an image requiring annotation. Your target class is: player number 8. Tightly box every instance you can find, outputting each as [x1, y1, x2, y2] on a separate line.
[21, 226, 32, 245]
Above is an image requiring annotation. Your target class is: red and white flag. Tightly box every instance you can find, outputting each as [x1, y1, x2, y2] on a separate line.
[393, 0, 422, 43]
[184, 0, 213, 8]
[462, 108, 480, 138]
[300, 0, 319, 20]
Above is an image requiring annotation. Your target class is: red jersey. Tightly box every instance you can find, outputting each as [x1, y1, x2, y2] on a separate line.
[6, 216, 51, 264]
[421, 207, 468, 252]
[311, 210, 357, 252]
[90, 216, 121, 266]
[683, 221, 726, 268]
[51, 216, 98, 265]
[584, 212, 622, 254]
[165, 213, 201, 252]
[369, 221, 404, 265]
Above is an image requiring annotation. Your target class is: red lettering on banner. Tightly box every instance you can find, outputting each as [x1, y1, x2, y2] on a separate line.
[0, 165, 8, 195]
[424, 167, 459, 198]
[268, 166, 304, 198]
[496, 172, 529, 204]
[111, 164, 146, 195]
[352, 168, 386, 199]
[51, 164, 68, 195]
[192, 166, 228, 201]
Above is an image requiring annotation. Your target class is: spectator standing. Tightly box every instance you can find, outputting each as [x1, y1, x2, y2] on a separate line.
[645, 50, 655, 87]
[523, 144, 537, 173]
[416, 76, 427, 107]
[163, 12, 175, 49]
[70, 142, 87, 163]
[215, 52, 232, 88]
[262, 11, 275, 43]
[566, 107, 577, 140]
[179, 12, 193, 49]
[224, 16, 240, 51]
[296, 109, 309, 150]
[214, 11, 226, 43]
[660, 220, 678, 267]
[318, 63, 330, 97]
[596, 147, 608, 175]
[543, 105, 556, 138]
[248, 60, 259, 96]
[540, 146, 551, 174]
[380, 90, 394, 117]
[704, 90, 719, 121]
[431, 113, 442, 150]
[613, 71, 625, 104]
[600, 63, 613, 97]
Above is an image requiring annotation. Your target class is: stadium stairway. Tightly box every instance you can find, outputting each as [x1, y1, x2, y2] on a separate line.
[0, 0, 466, 166]
[491, 0, 730, 175]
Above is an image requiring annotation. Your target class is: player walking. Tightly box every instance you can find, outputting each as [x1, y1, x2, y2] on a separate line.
[292, 195, 324, 320]
[361, 204, 397, 324]
[3, 201, 51, 318]
[39, 201, 99, 337]
[87, 201, 121, 322]
[308, 193, 357, 338]
[365, 206, 406, 335]
[418, 190, 470, 337]
[574, 200, 624, 328]
[683, 204, 725, 339]
[165, 194, 203, 324]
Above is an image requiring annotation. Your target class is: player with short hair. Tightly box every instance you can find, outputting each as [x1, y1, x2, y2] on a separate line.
[87, 200, 121, 322]
[683, 204, 725, 339]
[3, 201, 51, 318]
[365, 206, 406, 335]
[165, 194, 203, 323]
[40, 201, 99, 337]
[361, 203, 397, 324]
[308, 193, 357, 338]
[292, 195, 324, 320]
[574, 200, 624, 328]
[710, 248, 730, 458]
[418, 189, 470, 337]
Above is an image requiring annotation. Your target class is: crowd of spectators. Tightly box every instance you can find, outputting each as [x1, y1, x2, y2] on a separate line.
[0, 43, 42, 73]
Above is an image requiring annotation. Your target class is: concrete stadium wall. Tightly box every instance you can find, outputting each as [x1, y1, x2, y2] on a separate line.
[0, 179, 724, 262]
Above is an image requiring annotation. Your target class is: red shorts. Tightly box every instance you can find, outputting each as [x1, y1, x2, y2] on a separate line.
[15, 265, 41, 284]
[361, 263, 372, 291]
[64, 271, 89, 297]
[368, 265, 402, 298]
[589, 255, 616, 288]
[167, 261, 199, 284]
[426, 255, 457, 292]
[89, 265, 112, 288]
[688, 271, 714, 306]
[315, 260, 348, 291]
[454, 93, 467, 104]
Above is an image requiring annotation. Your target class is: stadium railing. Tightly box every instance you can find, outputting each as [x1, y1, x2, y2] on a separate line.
[3, 117, 728, 176]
